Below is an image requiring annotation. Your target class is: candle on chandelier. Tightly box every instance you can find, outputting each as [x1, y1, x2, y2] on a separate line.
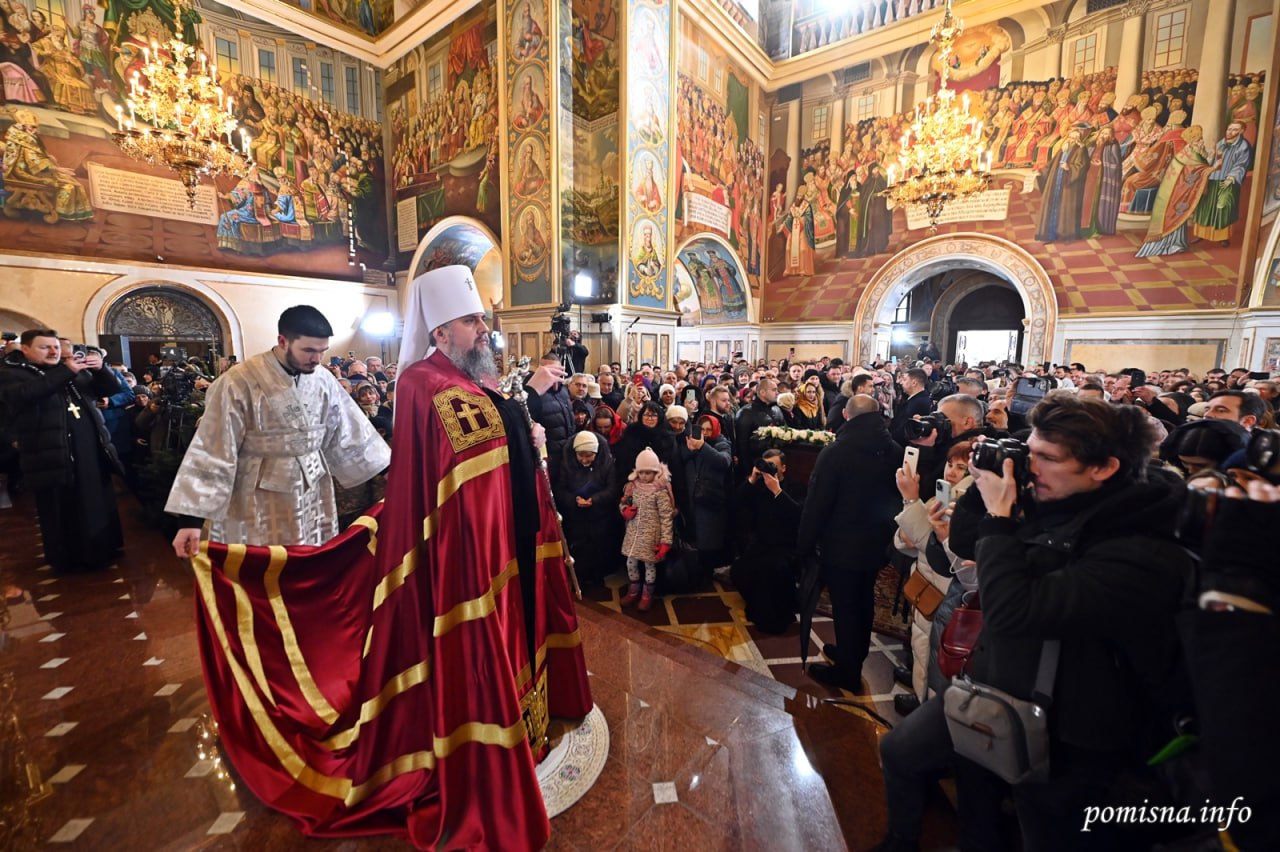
[115, 105, 123, 132]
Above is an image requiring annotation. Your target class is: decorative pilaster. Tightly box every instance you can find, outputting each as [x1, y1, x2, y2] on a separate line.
[503, 0, 559, 308]
[621, 0, 675, 310]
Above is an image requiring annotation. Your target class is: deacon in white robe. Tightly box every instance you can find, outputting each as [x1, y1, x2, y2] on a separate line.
[167, 315, 390, 549]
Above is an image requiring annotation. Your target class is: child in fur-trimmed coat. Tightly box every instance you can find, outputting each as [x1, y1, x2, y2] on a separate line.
[618, 447, 673, 612]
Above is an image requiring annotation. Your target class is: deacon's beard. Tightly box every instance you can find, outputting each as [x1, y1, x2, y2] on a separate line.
[444, 340, 498, 386]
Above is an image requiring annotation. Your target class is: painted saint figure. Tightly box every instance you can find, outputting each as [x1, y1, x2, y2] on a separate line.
[1190, 121, 1253, 246]
[633, 225, 662, 278]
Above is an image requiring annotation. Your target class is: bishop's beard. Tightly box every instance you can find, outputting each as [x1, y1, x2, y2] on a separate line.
[445, 343, 499, 386]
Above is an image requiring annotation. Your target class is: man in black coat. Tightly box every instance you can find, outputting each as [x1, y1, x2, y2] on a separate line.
[524, 352, 574, 482]
[797, 395, 903, 690]
[0, 330, 124, 573]
[734, 376, 785, 479]
[890, 368, 933, 444]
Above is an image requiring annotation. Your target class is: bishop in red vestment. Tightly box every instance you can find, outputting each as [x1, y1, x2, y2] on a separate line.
[193, 266, 592, 850]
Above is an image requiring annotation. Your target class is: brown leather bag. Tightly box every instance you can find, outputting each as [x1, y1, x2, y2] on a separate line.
[903, 569, 945, 620]
[938, 593, 982, 679]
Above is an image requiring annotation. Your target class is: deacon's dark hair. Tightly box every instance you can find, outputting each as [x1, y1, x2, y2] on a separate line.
[850, 373, 874, 393]
[20, 328, 59, 346]
[905, 368, 929, 386]
[278, 306, 334, 340]
[1028, 394, 1157, 481]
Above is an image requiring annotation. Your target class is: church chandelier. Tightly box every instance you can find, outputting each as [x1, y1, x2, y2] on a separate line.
[883, 0, 991, 234]
[111, 0, 248, 208]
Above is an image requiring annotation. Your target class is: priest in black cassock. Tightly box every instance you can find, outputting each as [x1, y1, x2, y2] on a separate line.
[0, 330, 124, 573]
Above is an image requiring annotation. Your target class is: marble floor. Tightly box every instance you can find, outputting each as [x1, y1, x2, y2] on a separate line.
[0, 492, 957, 850]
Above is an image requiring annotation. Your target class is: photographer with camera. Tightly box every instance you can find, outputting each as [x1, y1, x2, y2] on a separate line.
[945, 394, 1195, 849]
[903, 394, 993, 489]
[731, 448, 803, 634]
[0, 330, 125, 573]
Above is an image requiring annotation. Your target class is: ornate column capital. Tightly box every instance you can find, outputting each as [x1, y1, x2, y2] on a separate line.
[1123, 0, 1152, 18]
[1047, 25, 1068, 44]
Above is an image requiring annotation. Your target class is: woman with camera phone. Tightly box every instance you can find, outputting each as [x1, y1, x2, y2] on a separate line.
[891, 441, 974, 716]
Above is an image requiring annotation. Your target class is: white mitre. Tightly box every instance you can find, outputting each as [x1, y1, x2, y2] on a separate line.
[398, 265, 486, 366]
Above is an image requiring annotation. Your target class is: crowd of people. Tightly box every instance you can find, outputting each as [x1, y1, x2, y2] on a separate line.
[4, 309, 1279, 847]
[518, 343, 1280, 849]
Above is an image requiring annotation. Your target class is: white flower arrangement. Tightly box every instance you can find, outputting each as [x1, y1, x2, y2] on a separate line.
[754, 425, 835, 446]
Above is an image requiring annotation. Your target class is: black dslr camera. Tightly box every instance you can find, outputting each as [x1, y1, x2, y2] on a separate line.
[903, 411, 953, 442]
[753, 456, 778, 477]
[972, 437, 1031, 486]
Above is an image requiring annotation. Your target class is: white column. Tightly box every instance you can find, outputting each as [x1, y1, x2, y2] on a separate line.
[785, 98, 801, 200]
[1196, 0, 1235, 145]
[1044, 27, 1065, 79]
[830, 91, 845, 157]
[1114, 10, 1145, 106]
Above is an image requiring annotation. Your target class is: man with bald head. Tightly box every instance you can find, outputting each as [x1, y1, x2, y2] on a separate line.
[796, 393, 903, 691]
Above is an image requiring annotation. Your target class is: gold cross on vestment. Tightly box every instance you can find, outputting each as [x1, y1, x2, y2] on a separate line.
[67, 400, 81, 420]
[456, 401, 484, 432]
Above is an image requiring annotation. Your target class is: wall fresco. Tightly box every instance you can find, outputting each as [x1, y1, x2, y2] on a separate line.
[386, 5, 500, 262]
[0, 0, 386, 279]
[506, 0, 555, 305]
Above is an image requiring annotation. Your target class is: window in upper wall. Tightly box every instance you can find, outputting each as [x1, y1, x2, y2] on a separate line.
[428, 63, 442, 100]
[894, 292, 911, 324]
[714, 66, 723, 92]
[812, 104, 829, 141]
[758, 111, 766, 146]
[292, 57, 309, 96]
[345, 66, 360, 113]
[697, 47, 709, 82]
[215, 37, 239, 76]
[320, 62, 335, 104]
[857, 93, 876, 121]
[1154, 8, 1188, 68]
[1070, 33, 1097, 76]
[258, 48, 277, 85]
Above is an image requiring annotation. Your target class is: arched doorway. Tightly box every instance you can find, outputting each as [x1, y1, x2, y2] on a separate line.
[409, 217, 503, 313]
[0, 309, 48, 337]
[673, 234, 752, 326]
[853, 233, 1056, 366]
[884, 269, 1025, 364]
[102, 285, 227, 368]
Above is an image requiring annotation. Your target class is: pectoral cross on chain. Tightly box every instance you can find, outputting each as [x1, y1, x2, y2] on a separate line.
[67, 400, 81, 420]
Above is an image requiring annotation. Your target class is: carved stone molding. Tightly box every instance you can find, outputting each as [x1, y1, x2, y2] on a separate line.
[1047, 25, 1068, 44]
[1123, 0, 1152, 19]
[852, 233, 1057, 366]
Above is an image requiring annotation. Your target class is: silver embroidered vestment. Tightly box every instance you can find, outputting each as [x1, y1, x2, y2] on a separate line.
[165, 351, 391, 546]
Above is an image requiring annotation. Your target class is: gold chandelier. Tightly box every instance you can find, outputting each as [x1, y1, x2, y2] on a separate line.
[111, 0, 249, 208]
[884, 0, 990, 233]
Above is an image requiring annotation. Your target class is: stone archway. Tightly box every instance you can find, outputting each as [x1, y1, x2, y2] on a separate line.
[408, 216, 504, 312]
[853, 233, 1056, 365]
[101, 284, 228, 366]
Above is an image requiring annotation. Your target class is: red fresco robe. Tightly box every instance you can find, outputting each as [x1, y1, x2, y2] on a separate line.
[192, 349, 592, 850]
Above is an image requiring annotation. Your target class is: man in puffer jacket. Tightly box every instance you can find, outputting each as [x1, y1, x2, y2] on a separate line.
[525, 352, 573, 483]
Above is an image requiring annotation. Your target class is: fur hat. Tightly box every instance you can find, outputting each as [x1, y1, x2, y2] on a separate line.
[665, 404, 689, 422]
[634, 447, 661, 472]
[777, 392, 796, 410]
[572, 431, 599, 453]
[587, 381, 602, 399]
[658, 383, 676, 398]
